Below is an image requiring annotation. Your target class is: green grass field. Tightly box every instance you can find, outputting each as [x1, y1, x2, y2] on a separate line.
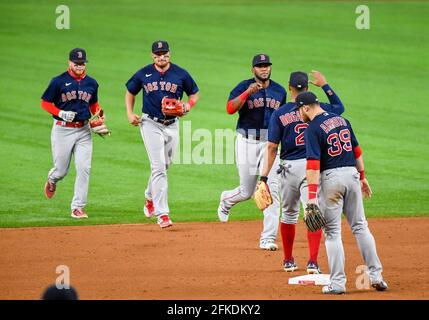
[0, 0, 428, 227]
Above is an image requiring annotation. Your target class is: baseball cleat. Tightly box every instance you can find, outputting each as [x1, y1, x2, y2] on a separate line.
[306, 261, 322, 274]
[44, 180, 56, 199]
[158, 214, 172, 229]
[71, 208, 88, 219]
[371, 279, 388, 291]
[217, 206, 229, 223]
[322, 285, 346, 295]
[260, 241, 278, 251]
[144, 199, 155, 218]
[217, 192, 230, 222]
[283, 260, 298, 272]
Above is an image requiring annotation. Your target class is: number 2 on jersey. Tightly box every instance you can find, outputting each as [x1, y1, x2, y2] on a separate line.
[294, 123, 308, 146]
[327, 129, 352, 156]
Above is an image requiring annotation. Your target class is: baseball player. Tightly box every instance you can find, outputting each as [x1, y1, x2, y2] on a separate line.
[260, 71, 344, 273]
[42, 48, 106, 218]
[217, 54, 286, 250]
[294, 91, 388, 294]
[125, 40, 199, 229]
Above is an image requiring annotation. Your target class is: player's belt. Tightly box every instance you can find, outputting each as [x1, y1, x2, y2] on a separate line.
[146, 115, 176, 126]
[243, 133, 262, 140]
[55, 120, 87, 128]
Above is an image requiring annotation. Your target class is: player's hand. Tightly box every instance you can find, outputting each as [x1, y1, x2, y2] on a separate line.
[183, 102, 191, 115]
[58, 110, 77, 122]
[247, 82, 263, 95]
[309, 70, 328, 87]
[127, 113, 141, 126]
[360, 178, 372, 199]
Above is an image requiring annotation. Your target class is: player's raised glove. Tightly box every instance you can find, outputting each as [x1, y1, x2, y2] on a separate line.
[58, 110, 77, 122]
[90, 112, 110, 138]
[161, 97, 189, 117]
[253, 177, 273, 211]
[304, 203, 326, 232]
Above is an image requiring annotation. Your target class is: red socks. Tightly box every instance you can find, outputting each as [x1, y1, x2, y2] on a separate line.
[307, 229, 322, 262]
[280, 223, 296, 261]
[281, 223, 322, 263]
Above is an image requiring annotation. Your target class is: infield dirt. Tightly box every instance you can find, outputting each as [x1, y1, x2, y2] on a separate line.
[0, 217, 427, 300]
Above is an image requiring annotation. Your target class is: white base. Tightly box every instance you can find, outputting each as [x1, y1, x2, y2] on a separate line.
[288, 274, 331, 286]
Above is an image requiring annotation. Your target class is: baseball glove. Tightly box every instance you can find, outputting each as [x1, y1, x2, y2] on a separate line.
[253, 180, 273, 211]
[304, 203, 326, 232]
[90, 116, 110, 138]
[161, 97, 188, 117]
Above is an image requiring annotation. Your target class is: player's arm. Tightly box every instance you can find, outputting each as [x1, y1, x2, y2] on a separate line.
[349, 121, 372, 198]
[261, 111, 282, 178]
[125, 73, 143, 126]
[184, 92, 199, 112]
[261, 142, 279, 178]
[306, 160, 320, 205]
[41, 100, 77, 122]
[41, 79, 60, 116]
[41, 100, 60, 116]
[310, 70, 344, 115]
[182, 72, 200, 113]
[125, 90, 140, 126]
[89, 102, 105, 121]
[226, 82, 262, 114]
[355, 154, 371, 198]
[304, 126, 322, 204]
[41, 79, 76, 122]
[89, 84, 105, 121]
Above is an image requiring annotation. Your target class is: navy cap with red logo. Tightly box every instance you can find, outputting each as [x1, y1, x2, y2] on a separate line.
[69, 48, 87, 64]
[289, 71, 308, 89]
[291, 91, 319, 111]
[252, 54, 272, 67]
[152, 40, 170, 53]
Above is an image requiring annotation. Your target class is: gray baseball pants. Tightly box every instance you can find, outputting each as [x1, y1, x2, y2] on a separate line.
[220, 133, 280, 244]
[319, 166, 384, 291]
[278, 158, 308, 224]
[47, 121, 92, 210]
[140, 115, 179, 216]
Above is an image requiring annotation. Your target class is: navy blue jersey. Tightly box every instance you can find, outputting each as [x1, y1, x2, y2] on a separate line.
[305, 112, 359, 171]
[268, 84, 344, 160]
[229, 79, 286, 136]
[126, 63, 199, 120]
[41, 71, 98, 121]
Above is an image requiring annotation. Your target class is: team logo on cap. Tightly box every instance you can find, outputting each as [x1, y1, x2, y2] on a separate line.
[260, 54, 266, 61]
[77, 51, 83, 58]
[158, 42, 163, 49]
